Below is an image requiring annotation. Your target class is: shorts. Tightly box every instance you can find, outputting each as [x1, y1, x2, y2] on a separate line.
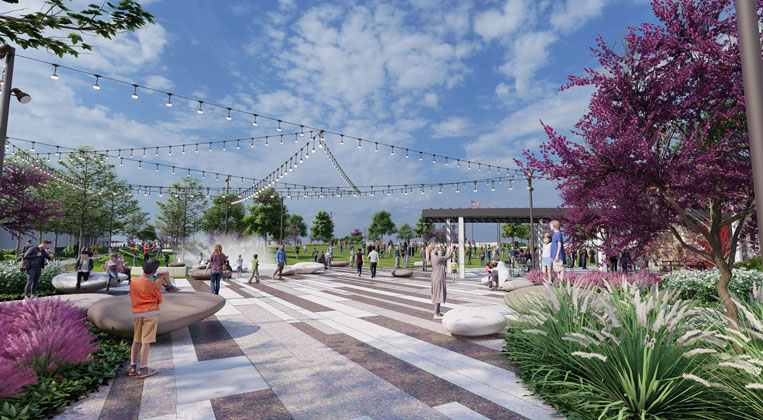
[542, 257, 553, 267]
[133, 314, 159, 343]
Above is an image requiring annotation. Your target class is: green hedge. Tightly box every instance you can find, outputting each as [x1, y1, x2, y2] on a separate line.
[0, 262, 64, 296]
[0, 326, 130, 419]
[734, 256, 762, 272]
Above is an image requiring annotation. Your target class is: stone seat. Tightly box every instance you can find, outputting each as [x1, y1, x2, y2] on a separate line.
[168, 262, 186, 267]
[292, 262, 325, 274]
[52, 272, 129, 294]
[391, 268, 413, 277]
[441, 307, 508, 336]
[87, 292, 225, 339]
[330, 260, 349, 267]
[503, 285, 548, 312]
[413, 261, 423, 267]
[189, 268, 232, 280]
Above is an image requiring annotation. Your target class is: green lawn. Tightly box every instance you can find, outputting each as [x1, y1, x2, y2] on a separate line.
[270, 244, 507, 269]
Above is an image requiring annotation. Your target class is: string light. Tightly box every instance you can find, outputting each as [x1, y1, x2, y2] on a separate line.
[93, 75, 101, 90]
[168, 146, 172, 156]
[195, 144, 199, 153]
[375, 142, 378, 152]
[390, 146, 394, 156]
[277, 120, 282, 132]
[340, 135, 344, 145]
[197, 101, 204, 114]
[50, 64, 59, 80]
[226, 108, 232, 121]
[419, 152, 423, 161]
[358, 138, 362, 149]
[155, 164, 159, 172]
[253, 114, 258, 126]
[166, 93, 172, 107]
[131, 84, 138, 99]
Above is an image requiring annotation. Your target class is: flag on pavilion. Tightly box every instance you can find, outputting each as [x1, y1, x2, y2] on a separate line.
[471, 200, 480, 207]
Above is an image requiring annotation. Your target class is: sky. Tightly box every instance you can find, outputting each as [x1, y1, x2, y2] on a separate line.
[4, 0, 657, 242]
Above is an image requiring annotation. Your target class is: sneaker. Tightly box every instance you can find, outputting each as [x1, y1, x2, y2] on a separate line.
[433, 314, 443, 320]
[165, 285, 180, 292]
[126, 366, 137, 377]
[137, 368, 157, 379]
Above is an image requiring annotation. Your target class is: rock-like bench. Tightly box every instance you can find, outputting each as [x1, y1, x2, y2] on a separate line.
[413, 261, 423, 267]
[52, 272, 129, 294]
[38, 294, 111, 310]
[292, 262, 325, 274]
[441, 307, 508, 336]
[131, 266, 188, 277]
[391, 268, 413, 277]
[88, 292, 225, 339]
[189, 268, 232, 280]
[330, 260, 349, 267]
[168, 262, 186, 267]
[503, 284, 547, 312]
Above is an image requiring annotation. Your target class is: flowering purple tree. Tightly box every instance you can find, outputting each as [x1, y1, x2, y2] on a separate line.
[521, 0, 757, 324]
[349, 228, 363, 239]
[0, 162, 61, 255]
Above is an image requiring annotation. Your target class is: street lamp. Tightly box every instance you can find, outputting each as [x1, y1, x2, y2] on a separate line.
[527, 171, 536, 270]
[0, 44, 32, 184]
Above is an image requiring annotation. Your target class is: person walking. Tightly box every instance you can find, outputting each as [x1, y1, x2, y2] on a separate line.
[466, 246, 472, 265]
[312, 247, 319, 262]
[248, 254, 260, 284]
[368, 246, 379, 278]
[405, 246, 411, 267]
[197, 252, 204, 265]
[429, 244, 453, 320]
[541, 233, 553, 282]
[395, 246, 401, 268]
[350, 246, 356, 268]
[236, 255, 244, 278]
[550, 220, 566, 283]
[273, 245, 287, 280]
[133, 249, 138, 267]
[143, 242, 152, 262]
[21, 239, 33, 256]
[295, 245, 300, 261]
[125, 259, 165, 379]
[206, 245, 227, 294]
[479, 249, 485, 266]
[75, 252, 93, 290]
[22, 240, 53, 298]
[326, 247, 333, 268]
[355, 248, 364, 277]
[421, 245, 428, 272]
[450, 257, 457, 282]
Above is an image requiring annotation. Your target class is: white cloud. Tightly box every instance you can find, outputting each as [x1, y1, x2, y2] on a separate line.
[424, 92, 439, 107]
[498, 31, 557, 98]
[145, 75, 174, 91]
[473, 0, 531, 41]
[431, 117, 471, 138]
[550, 0, 609, 33]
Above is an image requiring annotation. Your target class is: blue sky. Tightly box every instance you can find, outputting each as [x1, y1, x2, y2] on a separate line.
[6, 0, 656, 241]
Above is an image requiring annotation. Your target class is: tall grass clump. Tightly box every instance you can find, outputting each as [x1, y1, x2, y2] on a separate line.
[504, 281, 740, 419]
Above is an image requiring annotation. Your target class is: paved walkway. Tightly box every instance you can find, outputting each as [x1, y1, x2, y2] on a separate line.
[56, 267, 561, 420]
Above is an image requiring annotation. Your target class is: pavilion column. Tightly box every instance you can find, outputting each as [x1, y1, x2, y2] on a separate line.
[458, 216, 465, 279]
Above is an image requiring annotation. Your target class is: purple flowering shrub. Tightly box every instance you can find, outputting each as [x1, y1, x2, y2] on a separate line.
[525, 269, 659, 290]
[0, 298, 99, 397]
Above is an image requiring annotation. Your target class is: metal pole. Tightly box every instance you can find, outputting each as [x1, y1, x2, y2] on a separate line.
[528, 172, 535, 270]
[279, 196, 284, 245]
[735, 0, 763, 257]
[224, 177, 230, 235]
[0, 45, 15, 185]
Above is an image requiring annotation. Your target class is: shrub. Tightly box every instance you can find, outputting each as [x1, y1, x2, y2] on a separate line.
[524, 269, 659, 290]
[734, 256, 762, 272]
[0, 298, 99, 378]
[0, 359, 35, 399]
[504, 282, 739, 419]
[0, 262, 64, 295]
[661, 268, 763, 304]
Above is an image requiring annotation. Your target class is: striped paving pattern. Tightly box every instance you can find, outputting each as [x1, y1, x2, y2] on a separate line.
[57, 268, 561, 420]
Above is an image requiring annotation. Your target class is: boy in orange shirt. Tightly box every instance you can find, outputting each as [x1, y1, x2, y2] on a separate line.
[126, 259, 166, 379]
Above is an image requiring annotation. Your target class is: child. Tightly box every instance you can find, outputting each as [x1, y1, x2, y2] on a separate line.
[126, 259, 165, 379]
[450, 258, 458, 282]
[248, 254, 260, 284]
[541, 233, 553, 281]
[236, 254, 243, 278]
[75, 252, 93, 290]
[133, 249, 138, 267]
[198, 252, 204, 265]
[164, 252, 170, 267]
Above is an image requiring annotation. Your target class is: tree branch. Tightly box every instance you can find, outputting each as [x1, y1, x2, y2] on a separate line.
[667, 223, 714, 261]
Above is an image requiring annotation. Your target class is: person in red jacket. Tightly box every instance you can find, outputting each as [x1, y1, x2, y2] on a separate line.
[126, 259, 165, 379]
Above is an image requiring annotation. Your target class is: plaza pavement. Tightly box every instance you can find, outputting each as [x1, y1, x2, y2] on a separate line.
[55, 266, 562, 420]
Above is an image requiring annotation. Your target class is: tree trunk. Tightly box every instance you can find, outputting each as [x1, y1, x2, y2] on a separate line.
[15, 237, 20, 258]
[715, 250, 740, 327]
[53, 231, 58, 253]
[38, 230, 42, 243]
[67, 235, 71, 248]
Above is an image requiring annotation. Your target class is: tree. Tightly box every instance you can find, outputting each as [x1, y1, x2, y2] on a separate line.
[414, 217, 434, 241]
[502, 223, 529, 245]
[200, 193, 246, 237]
[0, 0, 154, 58]
[368, 210, 396, 241]
[348, 228, 363, 243]
[137, 224, 157, 242]
[122, 207, 148, 240]
[397, 223, 414, 241]
[101, 176, 141, 247]
[286, 214, 307, 244]
[310, 211, 334, 243]
[155, 178, 205, 248]
[243, 188, 284, 242]
[0, 162, 62, 255]
[521, 0, 757, 325]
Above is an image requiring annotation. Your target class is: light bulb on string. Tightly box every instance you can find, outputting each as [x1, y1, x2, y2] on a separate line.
[491, 182, 495, 191]
[168, 146, 172, 156]
[155, 164, 159, 172]
[159, 188, 163, 197]
[130, 148, 134, 158]
[226, 108, 232, 121]
[294, 133, 298, 143]
[202, 171, 206, 179]
[30, 142, 35, 152]
[478, 163, 481, 171]
[252, 114, 258, 126]
[457, 159, 460, 168]
[374, 142, 378, 152]
[187, 169, 191, 178]
[222, 142, 226, 151]
[209, 143, 213, 152]
[300, 126, 305, 137]
[280, 135, 284, 145]
[265, 137, 269, 146]
[195, 144, 199, 153]
[456, 184, 460, 193]
[197, 101, 204, 114]
[93, 75, 101, 90]
[340, 135, 344, 145]
[155, 147, 159, 156]
[138, 161, 142, 170]
[312, 142, 316, 153]
[131, 84, 139, 99]
[277, 120, 282, 132]
[358, 138, 362, 149]
[473, 182, 477, 192]
[509, 181, 513, 190]
[215, 173, 219, 181]
[488, 165, 491, 173]
[166, 93, 173, 107]
[419, 152, 423, 161]
[390, 146, 394, 156]
[250, 139, 254, 148]
[237, 140, 240, 150]
[433, 155, 436, 164]
[439, 184, 443, 194]
[51, 64, 59, 80]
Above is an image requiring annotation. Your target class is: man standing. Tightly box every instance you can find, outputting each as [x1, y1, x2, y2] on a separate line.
[367, 246, 379, 278]
[273, 245, 287, 280]
[420, 244, 428, 272]
[395, 246, 401, 268]
[22, 240, 53, 298]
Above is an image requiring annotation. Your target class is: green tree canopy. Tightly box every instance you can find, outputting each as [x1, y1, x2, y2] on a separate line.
[286, 214, 307, 244]
[155, 177, 206, 247]
[0, 0, 155, 58]
[414, 217, 434, 241]
[310, 211, 334, 243]
[200, 193, 246, 236]
[502, 223, 530, 245]
[101, 175, 141, 247]
[137, 224, 157, 242]
[122, 206, 148, 240]
[368, 210, 396, 241]
[396, 223, 414, 241]
[242, 188, 285, 242]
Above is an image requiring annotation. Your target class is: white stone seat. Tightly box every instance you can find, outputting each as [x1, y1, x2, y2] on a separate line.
[441, 307, 508, 336]
[292, 262, 325, 274]
[52, 272, 129, 294]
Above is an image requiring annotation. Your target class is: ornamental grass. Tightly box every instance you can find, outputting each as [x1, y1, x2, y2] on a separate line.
[504, 281, 744, 419]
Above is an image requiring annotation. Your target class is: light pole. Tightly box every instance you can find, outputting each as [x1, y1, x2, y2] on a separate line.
[527, 171, 536, 270]
[224, 176, 230, 235]
[734, 0, 763, 257]
[0, 44, 32, 185]
[279, 195, 284, 245]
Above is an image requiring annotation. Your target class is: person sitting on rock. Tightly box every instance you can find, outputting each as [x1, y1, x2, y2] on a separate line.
[75, 252, 93, 290]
